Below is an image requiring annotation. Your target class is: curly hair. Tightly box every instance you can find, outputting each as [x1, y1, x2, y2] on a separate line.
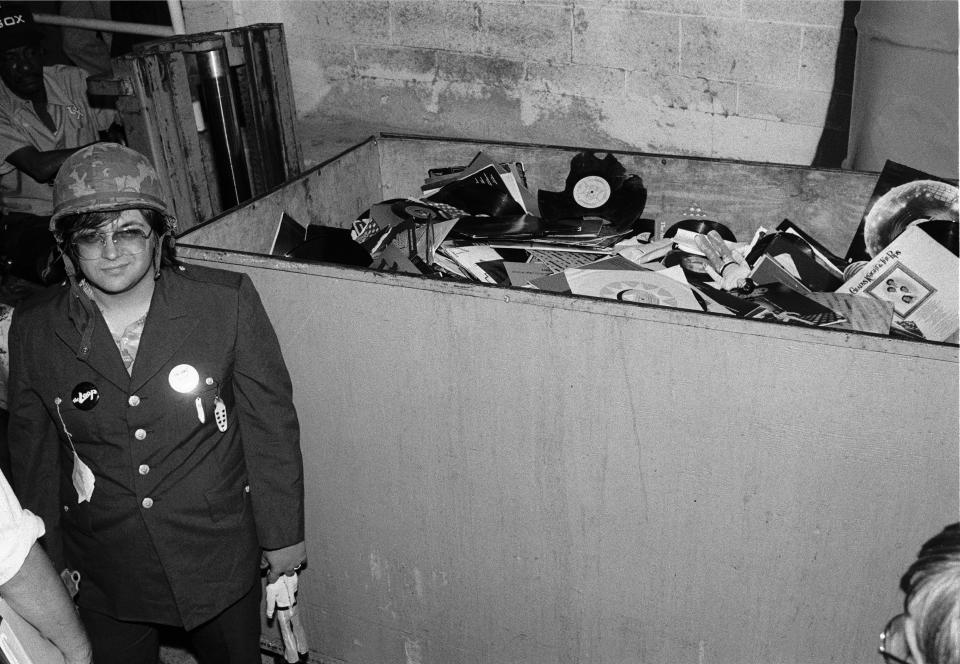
[900, 523, 960, 664]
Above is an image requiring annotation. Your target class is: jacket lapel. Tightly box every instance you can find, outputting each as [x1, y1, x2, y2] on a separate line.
[53, 305, 131, 392]
[130, 270, 198, 393]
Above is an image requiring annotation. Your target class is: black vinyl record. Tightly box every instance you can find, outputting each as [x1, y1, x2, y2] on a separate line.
[427, 178, 523, 217]
[663, 218, 737, 243]
[862, 179, 959, 257]
[744, 230, 815, 266]
[538, 152, 647, 229]
[916, 219, 960, 256]
[451, 214, 544, 240]
[285, 226, 373, 268]
[390, 200, 448, 222]
[845, 161, 959, 261]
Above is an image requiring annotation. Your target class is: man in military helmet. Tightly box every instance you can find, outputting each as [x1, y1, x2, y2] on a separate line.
[7, 143, 306, 664]
[0, 2, 120, 284]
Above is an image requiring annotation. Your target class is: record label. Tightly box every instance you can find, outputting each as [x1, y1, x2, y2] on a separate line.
[572, 176, 611, 209]
[392, 201, 442, 222]
[403, 204, 438, 220]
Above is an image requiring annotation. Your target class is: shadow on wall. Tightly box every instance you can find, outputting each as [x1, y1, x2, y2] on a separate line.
[811, 0, 860, 169]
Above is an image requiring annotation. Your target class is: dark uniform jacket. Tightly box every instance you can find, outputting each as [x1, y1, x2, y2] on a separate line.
[7, 263, 304, 629]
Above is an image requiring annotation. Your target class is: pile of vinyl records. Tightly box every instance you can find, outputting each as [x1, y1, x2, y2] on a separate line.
[281, 153, 959, 343]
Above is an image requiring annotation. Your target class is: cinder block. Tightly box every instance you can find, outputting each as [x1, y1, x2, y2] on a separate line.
[524, 62, 626, 99]
[514, 90, 635, 150]
[355, 46, 438, 82]
[579, 0, 740, 18]
[799, 27, 841, 91]
[573, 6, 681, 71]
[592, 96, 718, 157]
[626, 71, 737, 116]
[294, 42, 356, 78]
[742, 0, 844, 27]
[391, 1, 481, 51]
[287, 43, 356, 114]
[306, 0, 391, 45]
[316, 77, 437, 127]
[680, 16, 802, 84]
[429, 82, 526, 141]
[711, 114, 822, 164]
[475, 2, 572, 62]
[737, 83, 831, 126]
[179, 2, 234, 33]
[437, 52, 525, 89]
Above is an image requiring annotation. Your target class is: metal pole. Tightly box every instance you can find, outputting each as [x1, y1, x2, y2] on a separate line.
[32, 13, 175, 38]
[197, 48, 251, 209]
[166, 0, 186, 35]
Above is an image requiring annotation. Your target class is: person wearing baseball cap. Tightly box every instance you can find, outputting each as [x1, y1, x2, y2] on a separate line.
[0, 1, 119, 285]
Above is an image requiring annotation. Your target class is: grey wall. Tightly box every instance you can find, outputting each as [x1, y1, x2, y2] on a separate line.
[183, 0, 849, 167]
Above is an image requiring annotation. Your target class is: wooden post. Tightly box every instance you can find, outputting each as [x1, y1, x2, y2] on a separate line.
[89, 24, 300, 233]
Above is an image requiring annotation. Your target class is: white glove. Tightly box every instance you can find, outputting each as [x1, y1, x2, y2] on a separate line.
[266, 573, 309, 662]
[695, 230, 751, 291]
[265, 573, 298, 619]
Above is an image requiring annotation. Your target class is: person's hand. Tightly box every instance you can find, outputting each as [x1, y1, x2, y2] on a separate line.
[695, 230, 751, 290]
[262, 541, 306, 584]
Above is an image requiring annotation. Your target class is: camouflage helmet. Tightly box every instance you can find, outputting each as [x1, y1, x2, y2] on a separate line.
[50, 143, 177, 233]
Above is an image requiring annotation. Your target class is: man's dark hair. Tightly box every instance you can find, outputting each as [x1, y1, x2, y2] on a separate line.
[57, 208, 178, 269]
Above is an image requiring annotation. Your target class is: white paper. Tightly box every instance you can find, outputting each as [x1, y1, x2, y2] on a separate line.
[836, 225, 959, 341]
[616, 238, 674, 265]
[439, 244, 502, 284]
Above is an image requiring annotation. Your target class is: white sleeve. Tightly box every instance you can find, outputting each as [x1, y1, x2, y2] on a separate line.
[0, 470, 45, 585]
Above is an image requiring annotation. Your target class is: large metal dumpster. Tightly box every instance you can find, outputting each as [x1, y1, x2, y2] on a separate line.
[178, 134, 958, 664]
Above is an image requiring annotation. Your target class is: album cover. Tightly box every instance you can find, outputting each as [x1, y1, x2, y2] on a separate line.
[747, 254, 811, 294]
[742, 283, 846, 327]
[502, 261, 552, 287]
[270, 212, 307, 256]
[426, 164, 525, 217]
[747, 234, 842, 292]
[844, 160, 959, 262]
[775, 219, 847, 272]
[424, 152, 537, 215]
[565, 266, 703, 311]
[837, 225, 959, 342]
[806, 292, 894, 335]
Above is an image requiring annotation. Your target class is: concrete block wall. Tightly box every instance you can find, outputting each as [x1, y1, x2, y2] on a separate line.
[184, 0, 845, 167]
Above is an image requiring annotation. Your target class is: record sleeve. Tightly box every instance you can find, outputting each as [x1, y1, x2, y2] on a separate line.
[844, 160, 959, 261]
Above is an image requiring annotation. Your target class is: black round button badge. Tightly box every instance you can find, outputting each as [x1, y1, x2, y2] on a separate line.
[71, 382, 100, 410]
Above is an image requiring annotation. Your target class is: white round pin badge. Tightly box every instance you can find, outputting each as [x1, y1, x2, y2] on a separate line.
[168, 364, 200, 393]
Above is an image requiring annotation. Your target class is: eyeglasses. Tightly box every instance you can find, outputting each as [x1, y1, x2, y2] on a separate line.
[72, 228, 153, 260]
[879, 613, 912, 664]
